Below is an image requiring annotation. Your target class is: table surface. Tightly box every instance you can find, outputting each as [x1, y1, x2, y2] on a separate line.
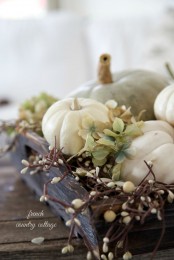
[0, 155, 174, 260]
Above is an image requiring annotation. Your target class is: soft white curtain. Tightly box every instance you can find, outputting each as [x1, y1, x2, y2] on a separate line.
[48, 0, 173, 17]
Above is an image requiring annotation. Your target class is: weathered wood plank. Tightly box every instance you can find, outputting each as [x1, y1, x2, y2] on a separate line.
[1, 133, 174, 259]
[0, 166, 54, 221]
[1, 240, 174, 260]
[11, 132, 100, 255]
[0, 218, 70, 244]
[1, 165, 174, 259]
[0, 163, 82, 259]
[0, 240, 87, 260]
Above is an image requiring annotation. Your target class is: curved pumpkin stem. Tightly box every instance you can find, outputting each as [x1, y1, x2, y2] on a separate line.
[98, 53, 113, 84]
[71, 98, 81, 110]
[165, 62, 174, 80]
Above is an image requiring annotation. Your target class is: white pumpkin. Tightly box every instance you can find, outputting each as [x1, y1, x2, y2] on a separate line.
[42, 98, 110, 155]
[121, 120, 174, 185]
[154, 84, 174, 126]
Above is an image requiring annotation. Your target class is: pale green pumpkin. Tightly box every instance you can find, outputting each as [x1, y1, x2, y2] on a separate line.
[68, 54, 169, 120]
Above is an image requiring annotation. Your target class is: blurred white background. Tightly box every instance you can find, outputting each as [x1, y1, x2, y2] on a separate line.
[0, 0, 174, 119]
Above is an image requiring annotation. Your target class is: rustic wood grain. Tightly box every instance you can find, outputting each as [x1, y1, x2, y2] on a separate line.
[0, 166, 54, 221]
[0, 161, 174, 259]
[12, 132, 100, 256]
[0, 240, 87, 260]
[1, 133, 174, 259]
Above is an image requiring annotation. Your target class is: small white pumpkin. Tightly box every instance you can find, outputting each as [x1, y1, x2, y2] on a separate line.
[154, 84, 174, 126]
[121, 120, 174, 185]
[42, 98, 110, 155]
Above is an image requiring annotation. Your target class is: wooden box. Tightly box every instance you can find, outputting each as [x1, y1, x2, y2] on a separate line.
[11, 131, 174, 259]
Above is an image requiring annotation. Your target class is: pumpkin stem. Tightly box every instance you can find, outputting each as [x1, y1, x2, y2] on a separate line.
[98, 53, 113, 84]
[71, 98, 81, 110]
[165, 62, 174, 80]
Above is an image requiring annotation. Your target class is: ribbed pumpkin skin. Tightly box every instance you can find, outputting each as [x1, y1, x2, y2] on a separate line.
[121, 120, 174, 185]
[42, 98, 110, 155]
[154, 84, 174, 126]
[68, 70, 168, 121]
